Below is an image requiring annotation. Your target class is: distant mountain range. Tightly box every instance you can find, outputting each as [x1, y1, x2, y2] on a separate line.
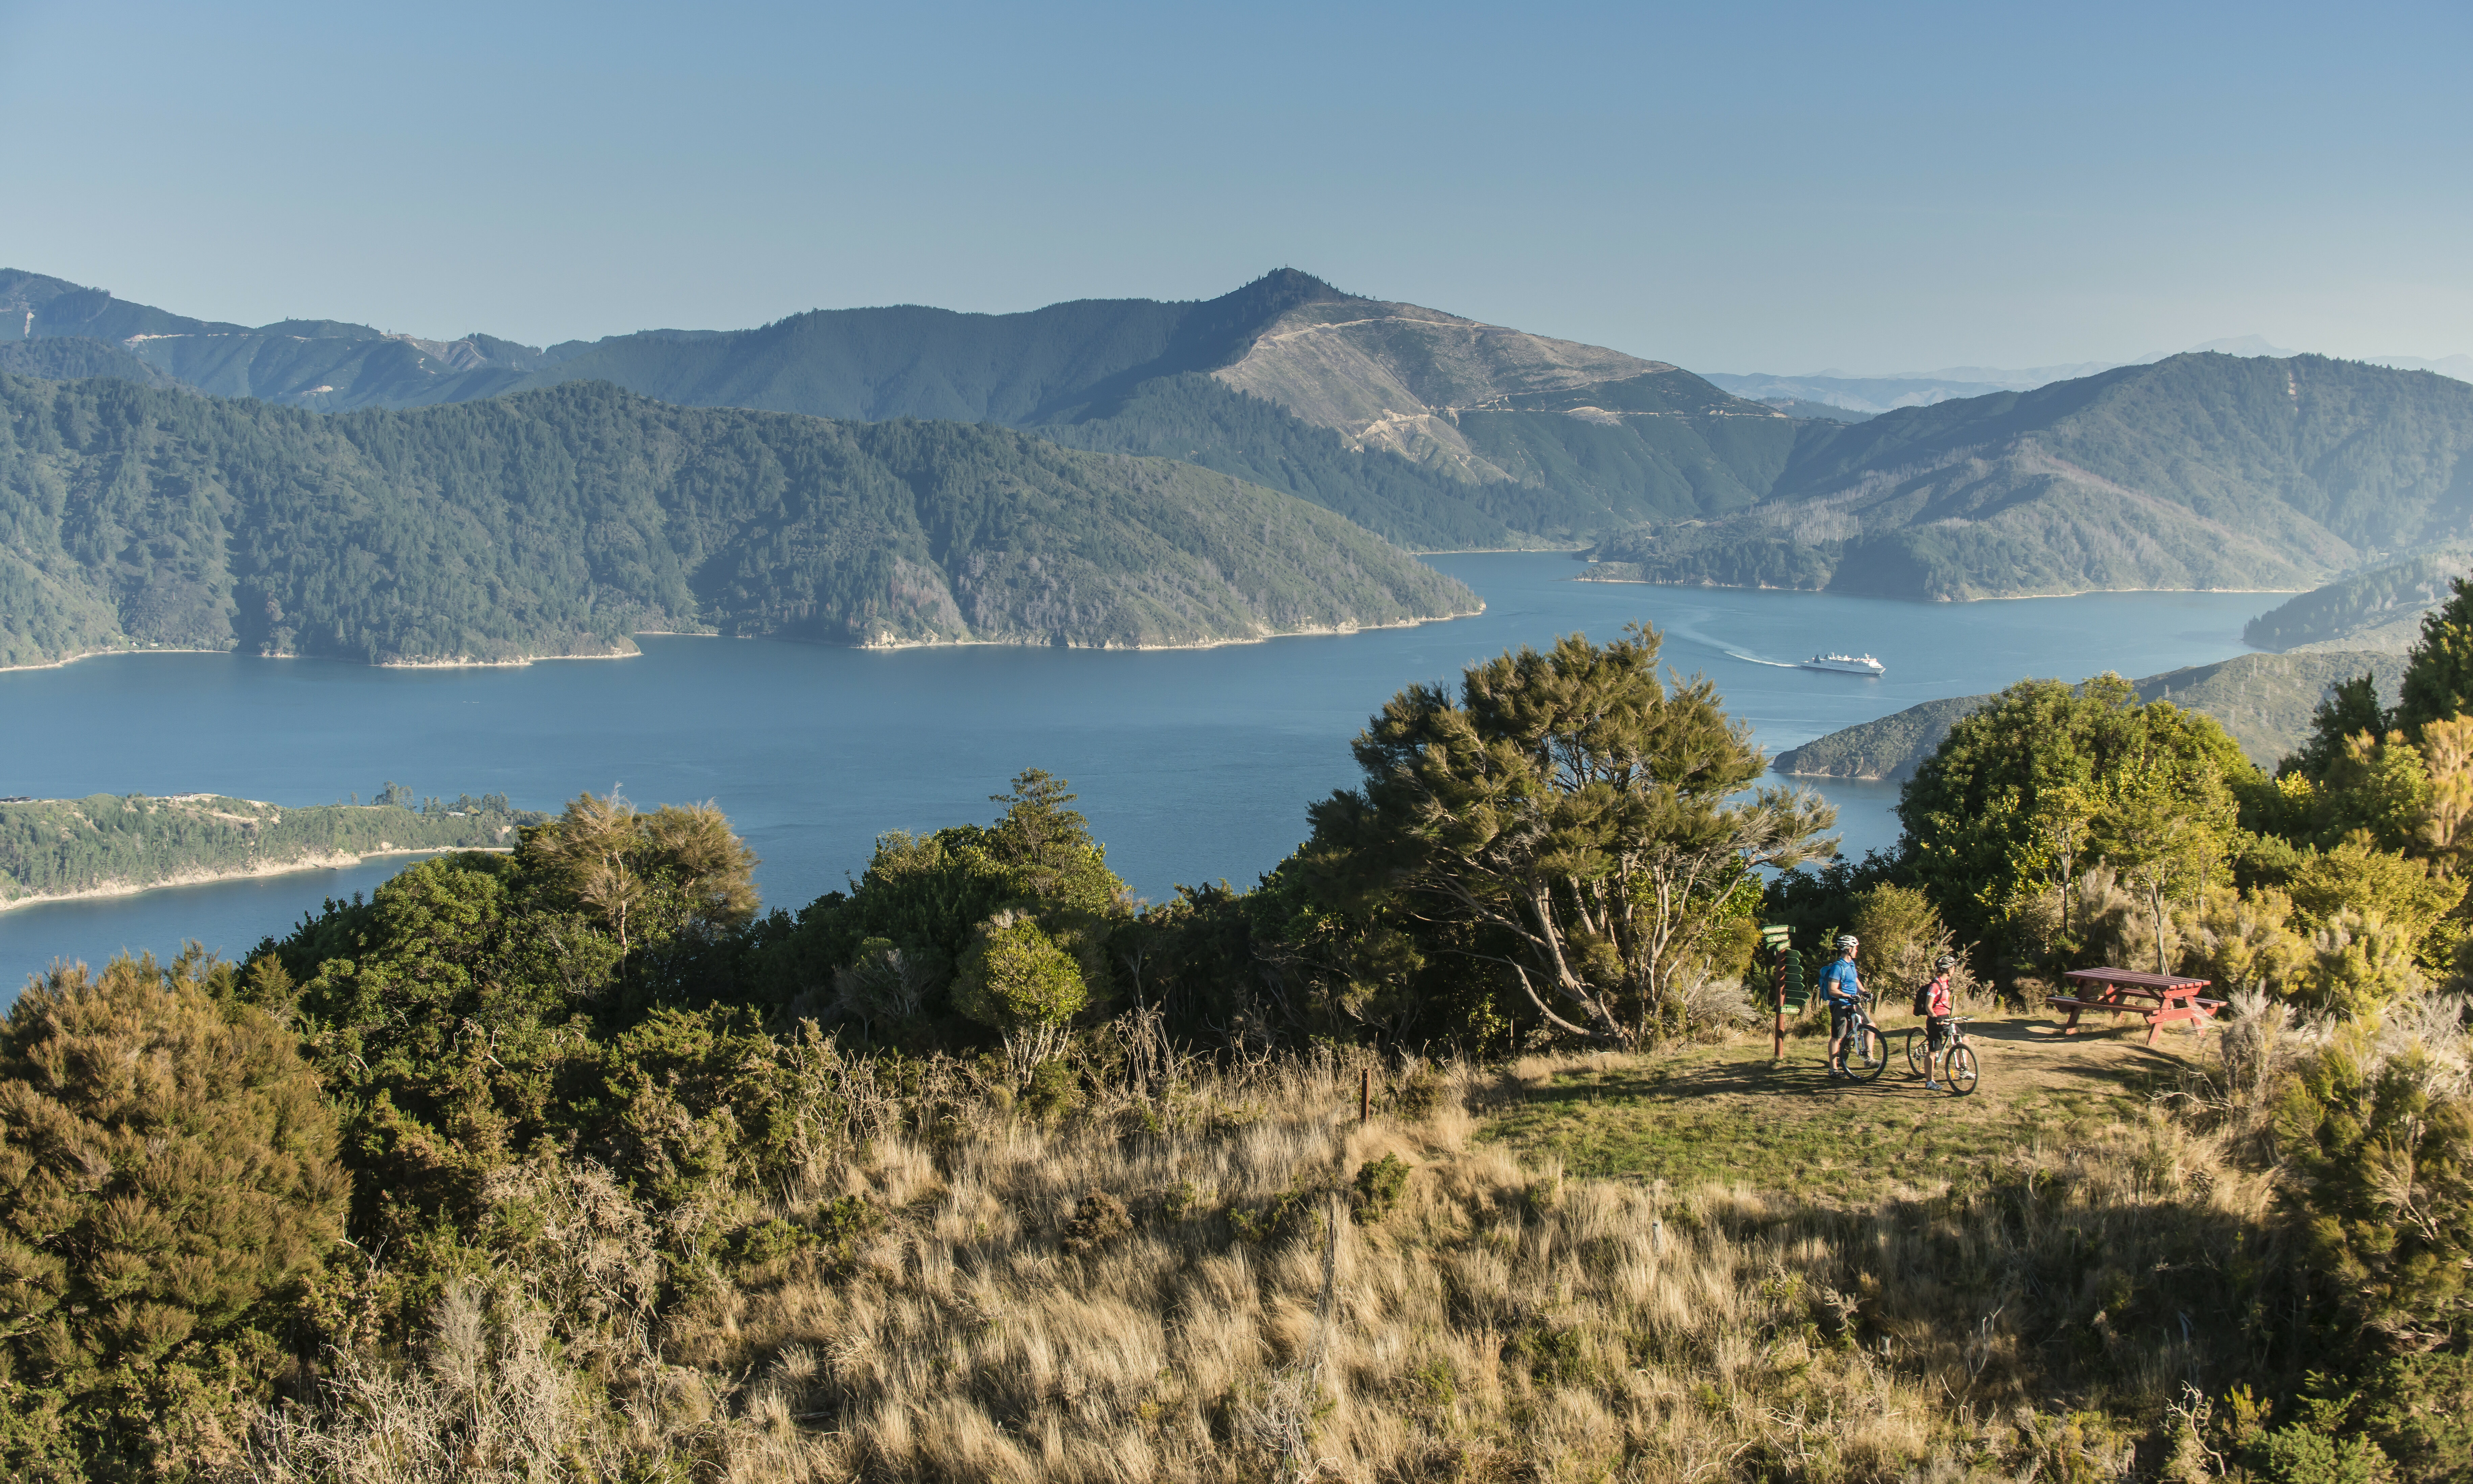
[0, 372, 1474, 668]
[1, 267, 1808, 551]
[1708, 339, 2473, 415]
[13, 265, 2473, 611]
[1587, 352, 2473, 600]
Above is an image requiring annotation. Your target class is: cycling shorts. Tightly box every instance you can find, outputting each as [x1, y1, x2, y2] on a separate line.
[1829, 1001, 1857, 1035]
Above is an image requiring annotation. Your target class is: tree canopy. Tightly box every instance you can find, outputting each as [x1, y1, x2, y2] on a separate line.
[1297, 626, 1833, 1044]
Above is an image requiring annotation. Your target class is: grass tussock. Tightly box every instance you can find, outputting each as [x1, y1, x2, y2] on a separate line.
[249, 1038, 2287, 1483]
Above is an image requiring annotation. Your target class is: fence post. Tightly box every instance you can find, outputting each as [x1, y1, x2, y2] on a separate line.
[1359, 1068, 1371, 1124]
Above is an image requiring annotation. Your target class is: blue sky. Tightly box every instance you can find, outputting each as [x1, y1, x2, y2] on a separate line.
[3, 0, 2467, 372]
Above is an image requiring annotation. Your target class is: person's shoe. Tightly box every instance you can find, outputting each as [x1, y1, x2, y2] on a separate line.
[1923, 1079, 1942, 1091]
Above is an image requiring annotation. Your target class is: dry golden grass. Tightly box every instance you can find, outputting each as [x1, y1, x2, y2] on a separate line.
[254, 1040, 2284, 1483]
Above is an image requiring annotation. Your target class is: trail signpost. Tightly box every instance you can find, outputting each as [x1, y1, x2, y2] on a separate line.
[1762, 924, 1804, 1059]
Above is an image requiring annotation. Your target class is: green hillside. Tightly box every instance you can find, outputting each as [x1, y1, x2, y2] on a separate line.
[1593, 354, 2473, 599]
[0, 335, 177, 387]
[0, 372, 1476, 668]
[1773, 649, 2410, 778]
[27, 268, 2473, 586]
[2244, 548, 2472, 652]
[0, 791, 543, 906]
[3, 267, 1804, 549]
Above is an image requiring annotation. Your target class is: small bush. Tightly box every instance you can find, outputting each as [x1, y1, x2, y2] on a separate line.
[731, 1218, 814, 1268]
[1062, 1191, 1134, 1254]
[1021, 1056, 1081, 1123]
[1229, 1186, 1323, 1247]
[2246, 1425, 2397, 1484]
[1352, 1154, 1411, 1224]
[1392, 1066, 1448, 1118]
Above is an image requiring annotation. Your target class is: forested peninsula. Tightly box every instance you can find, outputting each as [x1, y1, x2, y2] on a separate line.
[0, 371, 1477, 668]
[1773, 648, 2412, 779]
[0, 790, 545, 908]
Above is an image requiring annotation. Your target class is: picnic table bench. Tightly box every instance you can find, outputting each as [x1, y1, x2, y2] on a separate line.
[2051, 967, 2223, 1046]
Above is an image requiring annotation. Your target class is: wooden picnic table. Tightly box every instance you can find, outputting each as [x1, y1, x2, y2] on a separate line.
[2051, 967, 2222, 1046]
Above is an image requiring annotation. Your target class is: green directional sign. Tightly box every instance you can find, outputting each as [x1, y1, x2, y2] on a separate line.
[1761, 925, 1811, 1012]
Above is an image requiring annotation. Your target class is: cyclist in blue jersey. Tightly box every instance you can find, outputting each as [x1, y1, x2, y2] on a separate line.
[1820, 934, 1862, 1078]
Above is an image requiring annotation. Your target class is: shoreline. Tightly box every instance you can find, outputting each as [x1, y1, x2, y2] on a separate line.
[0, 845, 515, 915]
[1, 608, 1489, 673]
[850, 604, 1488, 653]
[1570, 573, 2305, 603]
[0, 645, 235, 674]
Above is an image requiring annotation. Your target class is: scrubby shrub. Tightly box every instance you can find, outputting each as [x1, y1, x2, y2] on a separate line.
[1062, 1191, 1133, 1254]
[2246, 1424, 2398, 1484]
[0, 953, 347, 1482]
[953, 916, 1087, 1030]
[1352, 1153, 1410, 1223]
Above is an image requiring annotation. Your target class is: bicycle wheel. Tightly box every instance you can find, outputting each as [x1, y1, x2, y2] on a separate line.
[1846, 1025, 1889, 1081]
[1905, 1031, 1929, 1078]
[1946, 1043, 1979, 1096]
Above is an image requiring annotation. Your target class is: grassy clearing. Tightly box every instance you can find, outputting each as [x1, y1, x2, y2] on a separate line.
[1479, 1013, 2211, 1203]
[253, 1035, 2280, 1482]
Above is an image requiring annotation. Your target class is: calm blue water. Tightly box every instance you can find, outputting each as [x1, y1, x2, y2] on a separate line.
[0, 554, 2282, 988]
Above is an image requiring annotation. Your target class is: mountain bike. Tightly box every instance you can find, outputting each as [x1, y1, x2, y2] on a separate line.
[1834, 992, 1890, 1082]
[1904, 1015, 1979, 1094]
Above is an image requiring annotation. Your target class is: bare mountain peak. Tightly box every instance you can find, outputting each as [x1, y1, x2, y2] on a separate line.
[1213, 287, 1694, 477]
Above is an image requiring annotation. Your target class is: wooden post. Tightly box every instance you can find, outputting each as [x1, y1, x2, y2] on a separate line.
[1360, 1068, 1371, 1124]
[1773, 964, 1786, 1060]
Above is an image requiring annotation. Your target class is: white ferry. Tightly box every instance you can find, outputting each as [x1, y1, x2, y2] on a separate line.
[1802, 652, 1885, 676]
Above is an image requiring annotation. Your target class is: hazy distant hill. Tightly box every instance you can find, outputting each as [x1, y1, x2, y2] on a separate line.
[3, 267, 1803, 550]
[1756, 398, 1875, 423]
[0, 268, 558, 407]
[0, 371, 1475, 668]
[1774, 649, 2411, 780]
[2243, 550, 2471, 654]
[1702, 371, 2025, 412]
[1590, 354, 2473, 600]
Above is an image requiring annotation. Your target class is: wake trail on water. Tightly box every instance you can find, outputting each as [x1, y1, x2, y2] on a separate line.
[1724, 650, 1802, 669]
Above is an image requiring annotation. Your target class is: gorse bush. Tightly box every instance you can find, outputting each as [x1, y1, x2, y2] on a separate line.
[0, 951, 346, 1483]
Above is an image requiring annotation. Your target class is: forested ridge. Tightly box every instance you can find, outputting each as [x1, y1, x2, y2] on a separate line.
[1775, 648, 2416, 778]
[4, 267, 1819, 548]
[0, 371, 1475, 667]
[0, 788, 544, 905]
[2245, 548, 2473, 652]
[1589, 352, 2473, 599]
[33, 264, 2473, 587]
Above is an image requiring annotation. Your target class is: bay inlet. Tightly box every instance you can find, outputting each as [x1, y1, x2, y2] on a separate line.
[0, 554, 2282, 990]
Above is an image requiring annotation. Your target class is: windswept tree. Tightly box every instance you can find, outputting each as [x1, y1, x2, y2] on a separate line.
[1302, 626, 1834, 1045]
[521, 793, 760, 953]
